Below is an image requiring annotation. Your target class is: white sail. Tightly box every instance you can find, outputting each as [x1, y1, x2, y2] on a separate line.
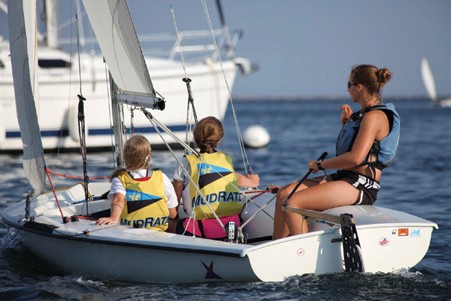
[82, 0, 160, 108]
[7, 0, 46, 195]
[421, 57, 437, 101]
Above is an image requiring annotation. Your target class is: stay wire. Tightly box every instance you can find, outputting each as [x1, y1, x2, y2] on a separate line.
[200, 0, 252, 174]
[168, 1, 198, 150]
[75, 12, 90, 214]
[141, 109, 226, 233]
[141, 108, 258, 235]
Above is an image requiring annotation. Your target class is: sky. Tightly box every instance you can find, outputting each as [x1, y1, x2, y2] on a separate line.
[1, 0, 450, 99]
[125, 0, 451, 99]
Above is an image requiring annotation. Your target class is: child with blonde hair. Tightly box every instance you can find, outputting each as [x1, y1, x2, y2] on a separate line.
[97, 135, 177, 231]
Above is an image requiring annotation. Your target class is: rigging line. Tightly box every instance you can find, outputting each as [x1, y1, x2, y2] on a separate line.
[141, 109, 253, 200]
[200, 0, 252, 174]
[75, 13, 83, 95]
[242, 190, 275, 219]
[141, 108, 257, 206]
[141, 108, 198, 155]
[141, 109, 226, 230]
[240, 194, 276, 229]
[184, 79, 197, 155]
[44, 166, 66, 223]
[46, 168, 108, 181]
[75, 12, 90, 213]
[168, 1, 198, 151]
[168, 0, 188, 78]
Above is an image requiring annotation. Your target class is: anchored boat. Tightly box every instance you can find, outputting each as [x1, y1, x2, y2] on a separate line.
[0, 0, 253, 152]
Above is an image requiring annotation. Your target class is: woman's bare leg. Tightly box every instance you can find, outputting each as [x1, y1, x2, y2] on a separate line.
[272, 177, 325, 239]
[272, 182, 296, 239]
[285, 180, 360, 236]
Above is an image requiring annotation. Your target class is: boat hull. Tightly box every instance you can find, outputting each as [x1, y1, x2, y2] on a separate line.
[2, 183, 438, 283]
[0, 49, 238, 152]
[21, 227, 260, 283]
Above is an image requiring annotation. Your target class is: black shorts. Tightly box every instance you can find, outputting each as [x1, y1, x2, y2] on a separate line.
[330, 170, 380, 205]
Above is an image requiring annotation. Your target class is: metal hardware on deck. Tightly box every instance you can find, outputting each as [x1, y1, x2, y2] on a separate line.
[283, 206, 364, 273]
[226, 221, 236, 242]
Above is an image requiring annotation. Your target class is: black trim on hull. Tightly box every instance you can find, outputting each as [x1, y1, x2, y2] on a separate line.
[23, 221, 57, 233]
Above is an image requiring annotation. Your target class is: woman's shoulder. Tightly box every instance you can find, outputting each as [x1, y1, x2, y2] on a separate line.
[361, 109, 390, 135]
[363, 109, 388, 120]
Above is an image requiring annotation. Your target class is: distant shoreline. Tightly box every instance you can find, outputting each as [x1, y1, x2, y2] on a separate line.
[231, 95, 434, 102]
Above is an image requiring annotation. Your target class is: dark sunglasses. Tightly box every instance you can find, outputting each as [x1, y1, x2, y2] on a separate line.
[347, 82, 357, 90]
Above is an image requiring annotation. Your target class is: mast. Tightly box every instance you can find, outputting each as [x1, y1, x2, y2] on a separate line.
[44, 0, 58, 49]
[110, 74, 125, 169]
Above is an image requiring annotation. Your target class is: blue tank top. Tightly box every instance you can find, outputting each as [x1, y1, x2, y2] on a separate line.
[335, 103, 400, 169]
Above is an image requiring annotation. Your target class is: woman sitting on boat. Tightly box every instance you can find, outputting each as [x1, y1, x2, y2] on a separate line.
[96, 135, 178, 231]
[172, 116, 259, 240]
[273, 64, 401, 239]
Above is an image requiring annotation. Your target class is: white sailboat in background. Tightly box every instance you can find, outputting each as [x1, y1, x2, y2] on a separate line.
[0, 0, 254, 152]
[1, 0, 438, 284]
[421, 57, 451, 107]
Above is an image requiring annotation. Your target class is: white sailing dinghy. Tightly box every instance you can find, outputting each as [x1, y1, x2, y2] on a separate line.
[421, 57, 451, 107]
[2, 0, 438, 283]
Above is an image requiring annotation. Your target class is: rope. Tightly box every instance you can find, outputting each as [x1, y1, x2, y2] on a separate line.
[183, 78, 197, 153]
[240, 191, 276, 229]
[199, 0, 253, 175]
[140, 108, 264, 236]
[45, 165, 65, 223]
[168, 0, 188, 77]
[141, 108, 198, 155]
[142, 108, 267, 241]
[168, 1, 199, 153]
[75, 12, 90, 214]
[130, 106, 136, 135]
[45, 167, 109, 181]
[160, 2, 257, 238]
[141, 108, 227, 234]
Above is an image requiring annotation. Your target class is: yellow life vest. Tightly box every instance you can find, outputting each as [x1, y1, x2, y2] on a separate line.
[118, 170, 169, 231]
[186, 152, 242, 220]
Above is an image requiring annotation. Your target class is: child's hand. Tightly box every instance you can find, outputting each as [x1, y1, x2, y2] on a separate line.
[246, 174, 260, 187]
[96, 217, 119, 226]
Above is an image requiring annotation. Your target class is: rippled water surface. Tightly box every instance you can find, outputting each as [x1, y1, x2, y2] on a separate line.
[1, 99, 450, 300]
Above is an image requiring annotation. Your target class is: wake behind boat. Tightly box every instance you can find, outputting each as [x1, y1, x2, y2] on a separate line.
[1, 0, 438, 284]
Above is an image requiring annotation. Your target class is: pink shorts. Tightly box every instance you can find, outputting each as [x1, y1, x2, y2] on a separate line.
[179, 214, 241, 239]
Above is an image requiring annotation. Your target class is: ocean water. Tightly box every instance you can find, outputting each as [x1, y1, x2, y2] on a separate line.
[0, 99, 450, 300]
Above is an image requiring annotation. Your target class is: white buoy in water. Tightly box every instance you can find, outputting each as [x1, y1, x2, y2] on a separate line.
[243, 125, 270, 148]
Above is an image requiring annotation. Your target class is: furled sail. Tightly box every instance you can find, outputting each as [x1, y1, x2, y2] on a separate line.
[82, 0, 162, 109]
[8, 0, 46, 195]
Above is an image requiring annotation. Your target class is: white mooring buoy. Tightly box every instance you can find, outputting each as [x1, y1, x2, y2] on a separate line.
[243, 125, 270, 148]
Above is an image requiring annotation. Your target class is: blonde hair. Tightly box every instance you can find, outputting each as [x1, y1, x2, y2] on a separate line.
[110, 135, 151, 180]
[194, 116, 224, 153]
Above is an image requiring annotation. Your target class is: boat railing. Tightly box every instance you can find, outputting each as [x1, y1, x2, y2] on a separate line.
[58, 28, 242, 62]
